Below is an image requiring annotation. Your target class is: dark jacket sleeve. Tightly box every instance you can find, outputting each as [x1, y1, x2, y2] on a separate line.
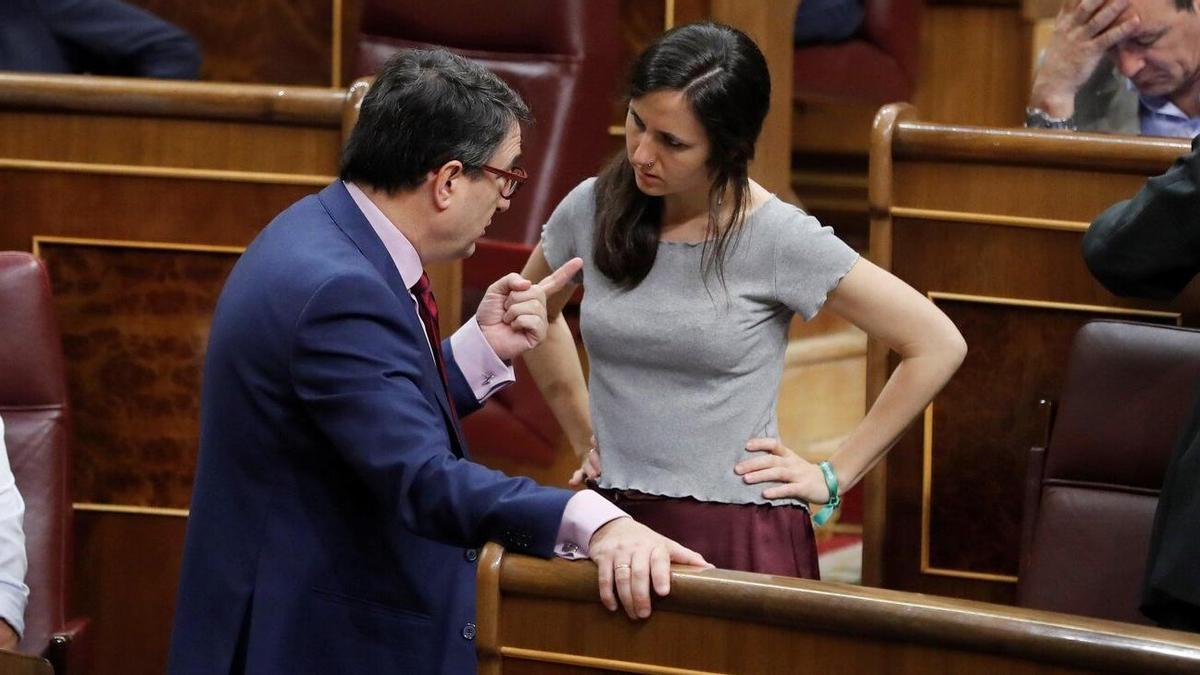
[37, 0, 202, 79]
[443, 338, 488, 419]
[289, 270, 571, 557]
[1083, 137, 1200, 300]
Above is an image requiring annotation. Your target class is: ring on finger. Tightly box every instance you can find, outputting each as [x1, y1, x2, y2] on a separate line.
[614, 562, 631, 570]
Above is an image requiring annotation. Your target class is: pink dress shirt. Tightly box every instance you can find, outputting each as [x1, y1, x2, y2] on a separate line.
[344, 182, 625, 559]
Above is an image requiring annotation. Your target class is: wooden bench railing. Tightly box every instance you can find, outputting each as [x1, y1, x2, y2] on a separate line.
[477, 543, 1200, 674]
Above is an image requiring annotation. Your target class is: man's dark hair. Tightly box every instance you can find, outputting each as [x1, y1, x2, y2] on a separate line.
[339, 48, 531, 193]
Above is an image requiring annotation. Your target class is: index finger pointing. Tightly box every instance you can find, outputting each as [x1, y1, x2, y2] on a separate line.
[537, 257, 583, 294]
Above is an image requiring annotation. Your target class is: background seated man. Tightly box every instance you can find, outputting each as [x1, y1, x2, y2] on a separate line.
[0, 0, 201, 79]
[794, 0, 864, 44]
[1026, 0, 1200, 137]
[1083, 138, 1200, 631]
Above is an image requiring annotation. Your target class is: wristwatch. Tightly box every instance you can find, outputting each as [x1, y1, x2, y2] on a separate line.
[1025, 106, 1077, 131]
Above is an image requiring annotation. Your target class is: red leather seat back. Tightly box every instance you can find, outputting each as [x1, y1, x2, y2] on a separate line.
[1018, 320, 1200, 624]
[863, 0, 921, 89]
[794, 0, 923, 104]
[0, 252, 71, 653]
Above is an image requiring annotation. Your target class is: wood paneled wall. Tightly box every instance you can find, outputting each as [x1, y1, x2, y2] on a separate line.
[477, 544, 1200, 674]
[114, 0, 1048, 224]
[914, 2, 1032, 128]
[865, 103, 1195, 604]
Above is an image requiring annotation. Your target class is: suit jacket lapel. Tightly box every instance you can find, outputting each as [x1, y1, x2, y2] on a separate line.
[316, 181, 468, 457]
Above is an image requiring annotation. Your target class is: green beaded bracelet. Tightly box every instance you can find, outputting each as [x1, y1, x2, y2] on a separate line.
[812, 460, 841, 527]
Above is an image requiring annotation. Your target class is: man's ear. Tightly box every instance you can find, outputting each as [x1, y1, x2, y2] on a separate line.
[431, 161, 464, 210]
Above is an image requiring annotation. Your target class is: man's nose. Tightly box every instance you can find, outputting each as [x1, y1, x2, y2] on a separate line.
[1114, 46, 1145, 79]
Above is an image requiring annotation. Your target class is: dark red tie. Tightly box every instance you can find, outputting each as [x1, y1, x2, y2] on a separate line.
[411, 272, 458, 419]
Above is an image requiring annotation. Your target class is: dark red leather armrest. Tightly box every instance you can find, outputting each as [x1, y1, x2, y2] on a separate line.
[43, 616, 90, 675]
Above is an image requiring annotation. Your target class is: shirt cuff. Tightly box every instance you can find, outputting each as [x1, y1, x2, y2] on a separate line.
[449, 316, 516, 402]
[554, 490, 628, 560]
[0, 583, 26, 639]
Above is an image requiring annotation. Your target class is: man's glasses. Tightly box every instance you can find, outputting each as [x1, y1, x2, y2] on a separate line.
[482, 165, 529, 199]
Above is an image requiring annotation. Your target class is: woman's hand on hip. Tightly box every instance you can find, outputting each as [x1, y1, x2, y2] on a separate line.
[735, 437, 830, 503]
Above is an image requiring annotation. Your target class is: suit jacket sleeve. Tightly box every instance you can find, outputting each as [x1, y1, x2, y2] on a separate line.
[443, 337, 486, 418]
[289, 270, 571, 557]
[36, 0, 202, 78]
[1083, 137, 1200, 300]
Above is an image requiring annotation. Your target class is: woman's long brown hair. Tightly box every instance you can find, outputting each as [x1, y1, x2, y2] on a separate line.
[593, 21, 771, 290]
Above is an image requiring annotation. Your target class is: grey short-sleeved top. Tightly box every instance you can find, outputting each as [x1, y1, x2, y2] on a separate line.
[541, 178, 859, 505]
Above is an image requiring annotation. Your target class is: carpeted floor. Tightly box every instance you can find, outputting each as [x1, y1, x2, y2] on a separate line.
[817, 534, 862, 584]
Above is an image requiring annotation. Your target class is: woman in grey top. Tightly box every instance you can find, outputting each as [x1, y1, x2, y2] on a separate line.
[520, 22, 966, 580]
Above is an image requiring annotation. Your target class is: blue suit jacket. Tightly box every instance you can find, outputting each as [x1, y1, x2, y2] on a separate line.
[168, 182, 573, 674]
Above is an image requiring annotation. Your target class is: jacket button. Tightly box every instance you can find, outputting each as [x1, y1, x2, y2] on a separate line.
[465, 548, 479, 562]
[462, 622, 477, 640]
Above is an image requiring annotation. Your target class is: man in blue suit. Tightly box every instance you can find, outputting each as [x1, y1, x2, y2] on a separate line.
[168, 49, 707, 674]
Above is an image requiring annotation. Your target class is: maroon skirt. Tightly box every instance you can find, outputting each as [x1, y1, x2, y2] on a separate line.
[596, 487, 819, 579]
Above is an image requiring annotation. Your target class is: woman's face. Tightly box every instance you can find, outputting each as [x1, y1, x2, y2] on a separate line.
[625, 89, 711, 197]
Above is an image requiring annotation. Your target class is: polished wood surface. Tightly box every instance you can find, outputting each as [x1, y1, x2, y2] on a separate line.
[2, 169, 317, 516]
[34, 240, 242, 509]
[0, 74, 344, 175]
[72, 510, 187, 675]
[0, 651, 52, 675]
[866, 103, 1195, 604]
[706, 0, 802, 202]
[913, 5, 1031, 128]
[477, 544, 1200, 674]
[891, 123, 1187, 169]
[0, 73, 345, 123]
